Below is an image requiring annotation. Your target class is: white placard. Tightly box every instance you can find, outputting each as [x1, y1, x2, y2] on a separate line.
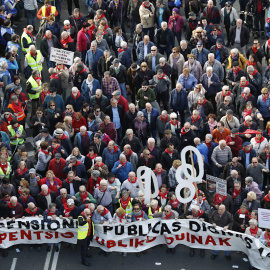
[258, 208, 270, 229]
[206, 174, 227, 196]
[49, 47, 74, 65]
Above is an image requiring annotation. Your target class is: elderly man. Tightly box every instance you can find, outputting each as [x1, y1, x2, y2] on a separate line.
[92, 205, 113, 224]
[62, 171, 87, 196]
[203, 53, 224, 82]
[186, 110, 204, 139]
[230, 19, 250, 54]
[139, 0, 155, 41]
[246, 157, 268, 191]
[146, 137, 161, 162]
[226, 61, 245, 88]
[246, 65, 262, 95]
[144, 46, 163, 72]
[24, 202, 43, 217]
[220, 110, 240, 131]
[245, 176, 263, 200]
[99, 116, 117, 142]
[66, 87, 86, 112]
[212, 121, 231, 143]
[160, 129, 179, 152]
[215, 85, 234, 108]
[136, 35, 154, 64]
[89, 89, 109, 112]
[56, 187, 76, 211]
[122, 144, 138, 171]
[75, 185, 96, 206]
[102, 140, 121, 171]
[24, 45, 44, 78]
[194, 137, 208, 164]
[236, 91, 257, 118]
[211, 140, 233, 177]
[94, 179, 117, 214]
[238, 115, 258, 142]
[201, 66, 221, 110]
[123, 103, 138, 130]
[101, 71, 121, 100]
[156, 21, 174, 58]
[226, 170, 242, 192]
[202, 0, 220, 24]
[156, 110, 170, 140]
[48, 152, 67, 180]
[7, 196, 23, 219]
[223, 157, 246, 180]
[210, 204, 233, 261]
[238, 141, 257, 169]
[120, 129, 142, 154]
[121, 172, 140, 198]
[138, 148, 157, 169]
[156, 57, 172, 78]
[37, 184, 57, 211]
[112, 154, 133, 183]
[160, 143, 180, 172]
[242, 191, 261, 212]
[63, 156, 87, 179]
[228, 181, 248, 213]
[73, 126, 92, 156]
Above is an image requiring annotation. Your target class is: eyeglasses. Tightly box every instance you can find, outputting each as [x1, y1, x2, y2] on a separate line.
[263, 93, 268, 95]
[164, 210, 170, 212]
[95, 110, 100, 112]
[37, 112, 42, 114]
[253, 42, 258, 45]
[247, 120, 252, 122]
[171, 118, 177, 120]
[66, 107, 71, 110]
[224, 90, 229, 92]
[172, 51, 177, 53]
[50, 104, 55, 107]
[144, 153, 150, 156]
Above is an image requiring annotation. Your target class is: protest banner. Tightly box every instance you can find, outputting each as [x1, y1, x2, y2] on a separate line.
[49, 47, 74, 65]
[91, 218, 270, 270]
[0, 217, 77, 248]
[206, 174, 227, 196]
[258, 208, 270, 229]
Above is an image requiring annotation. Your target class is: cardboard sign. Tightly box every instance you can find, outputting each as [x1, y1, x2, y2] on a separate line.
[49, 47, 74, 65]
[258, 208, 270, 229]
[206, 174, 227, 196]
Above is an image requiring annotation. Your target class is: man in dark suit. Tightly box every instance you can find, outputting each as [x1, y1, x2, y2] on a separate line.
[144, 46, 164, 73]
[230, 19, 249, 54]
[105, 98, 125, 144]
[90, 134, 107, 156]
[62, 171, 87, 195]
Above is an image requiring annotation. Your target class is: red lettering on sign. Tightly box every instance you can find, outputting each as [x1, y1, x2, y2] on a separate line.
[205, 235, 217, 246]
[107, 240, 116, 248]
[0, 233, 7, 243]
[135, 238, 145, 248]
[219, 238, 231, 246]
[164, 236, 174, 245]
[21, 230, 32, 240]
[118, 240, 127, 247]
[9, 232, 18, 241]
[146, 236, 156, 243]
[191, 234, 203, 244]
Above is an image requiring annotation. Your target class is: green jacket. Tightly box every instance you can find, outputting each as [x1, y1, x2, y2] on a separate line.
[75, 191, 97, 206]
[136, 87, 156, 109]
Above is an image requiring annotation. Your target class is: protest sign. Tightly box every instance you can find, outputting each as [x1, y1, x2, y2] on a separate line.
[258, 208, 270, 229]
[0, 217, 77, 248]
[49, 47, 74, 65]
[206, 174, 227, 196]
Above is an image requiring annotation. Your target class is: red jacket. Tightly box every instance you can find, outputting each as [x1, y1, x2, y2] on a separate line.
[225, 135, 243, 157]
[0, 120, 8, 133]
[77, 29, 92, 52]
[39, 177, 62, 195]
[8, 202, 24, 218]
[48, 158, 67, 180]
[87, 177, 102, 195]
[72, 117, 87, 134]
[117, 95, 129, 113]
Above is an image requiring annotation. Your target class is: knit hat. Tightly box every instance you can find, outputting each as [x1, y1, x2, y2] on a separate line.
[172, 8, 179, 13]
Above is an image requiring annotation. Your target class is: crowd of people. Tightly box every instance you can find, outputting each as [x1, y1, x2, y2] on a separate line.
[1, 0, 270, 267]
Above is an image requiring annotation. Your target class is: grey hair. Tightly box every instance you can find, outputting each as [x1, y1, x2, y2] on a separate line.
[91, 40, 97, 46]
[206, 66, 213, 72]
[164, 205, 172, 211]
[231, 48, 238, 54]
[219, 139, 226, 146]
[148, 137, 155, 143]
[247, 65, 254, 72]
[119, 154, 126, 160]
[159, 57, 166, 63]
[245, 177, 253, 184]
[205, 134, 212, 140]
[0, 61, 8, 69]
[95, 156, 102, 162]
[121, 41, 127, 48]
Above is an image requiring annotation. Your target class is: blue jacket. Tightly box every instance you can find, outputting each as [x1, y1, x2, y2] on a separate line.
[43, 22, 61, 39]
[111, 160, 133, 183]
[191, 48, 209, 67]
[85, 48, 104, 73]
[136, 41, 154, 64]
[119, 47, 132, 69]
[177, 73, 197, 90]
[43, 95, 65, 112]
[257, 95, 270, 118]
[102, 146, 121, 171]
[156, 28, 174, 49]
[194, 143, 209, 164]
[170, 88, 188, 111]
[142, 108, 159, 130]
[238, 148, 257, 169]
[81, 78, 101, 103]
[18, 195, 36, 209]
[65, 94, 86, 112]
[63, 161, 87, 179]
[201, 73, 221, 97]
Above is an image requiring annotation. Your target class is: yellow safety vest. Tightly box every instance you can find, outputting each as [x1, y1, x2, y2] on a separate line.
[7, 125, 24, 145]
[0, 163, 11, 178]
[25, 50, 43, 72]
[41, 6, 56, 19]
[77, 215, 90, 240]
[21, 32, 33, 53]
[27, 76, 42, 100]
[148, 207, 161, 219]
[119, 198, 133, 214]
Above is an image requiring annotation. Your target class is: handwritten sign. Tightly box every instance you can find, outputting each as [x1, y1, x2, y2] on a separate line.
[50, 47, 74, 65]
[206, 174, 227, 196]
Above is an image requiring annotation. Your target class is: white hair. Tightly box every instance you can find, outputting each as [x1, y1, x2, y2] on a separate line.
[41, 184, 48, 190]
[208, 53, 214, 58]
[206, 66, 213, 72]
[247, 65, 254, 72]
[100, 179, 107, 185]
[219, 140, 226, 146]
[170, 112, 177, 119]
[161, 21, 167, 27]
[222, 85, 229, 91]
[72, 87, 79, 92]
[159, 57, 166, 63]
[148, 137, 155, 143]
[121, 41, 127, 48]
[95, 156, 102, 162]
[74, 57, 81, 63]
[231, 48, 238, 54]
[205, 134, 212, 140]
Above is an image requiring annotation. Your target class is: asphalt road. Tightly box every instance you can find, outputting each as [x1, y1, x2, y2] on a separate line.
[6, 0, 265, 269]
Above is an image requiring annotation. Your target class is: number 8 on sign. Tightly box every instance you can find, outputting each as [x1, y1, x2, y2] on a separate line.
[175, 146, 204, 204]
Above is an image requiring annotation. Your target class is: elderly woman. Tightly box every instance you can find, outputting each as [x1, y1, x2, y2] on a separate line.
[38, 170, 62, 196]
[193, 95, 214, 121]
[177, 68, 198, 92]
[132, 111, 151, 146]
[165, 112, 181, 137]
[118, 190, 133, 214]
[91, 156, 109, 179]
[242, 191, 261, 212]
[259, 228, 270, 247]
[217, 96, 235, 121]
[168, 160, 181, 191]
[187, 84, 206, 112]
[72, 112, 87, 134]
[113, 207, 129, 224]
[36, 141, 52, 177]
[250, 130, 268, 155]
[227, 48, 247, 70]
[245, 219, 262, 238]
[168, 47, 185, 89]
[183, 54, 202, 82]
[63, 116, 74, 139]
[13, 161, 28, 187]
[130, 202, 148, 222]
[45, 100, 62, 134]
[232, 203, 250, 232]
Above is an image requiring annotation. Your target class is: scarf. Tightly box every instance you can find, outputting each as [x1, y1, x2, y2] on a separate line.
[160, 115, 169, 123]
[34, 76, 42, 86]
[0, 163, 8, 174]
[17, 166, 27, 176]
[21, 195, 30, 204]
[134, 210, 144, 221]
[71, 91, 81, 100]
[181, 127, 187, 136]
[252, 45, 259, 54]
[157, 73, 165, 80]
[243, 147, 251, 153]
[60, 35, 74, 47]
[164, 211, 173, 219]
[268, 38, 270, 49]
[128, 177, 137, 183]
[52, 144, 60, 156]
[50, 72, 59, 80]
[108, 177, 115, 184]
[64, 203, 75, 217]
[1, 195, 10, 202]
[243, 108, 252, 118]
[233, 67, 241, 75]
[247, 60, 256, 68]
[240, 81, 249, 88]
[64, 24, 71, 30]
[169, 198, 179, 208]
[111, 145, 119, 154]
[87, 153, 97, 160]
[119, 160, 127, 167]
[193, 210, 205, 218]
[213, 193, 227, 205]
[119, 213, 126, 222]
[263, 93, 269, 102]
[198, 99, 207, 106]
[23, 28, 34, 38]
[41, 189, 51, 197]
[120, 197, 131, 209]
[118, 47, 128, 53]
[158, 190, 168, 199]
[243, 121, 250, 127]
[100, 208, 110, 217]
[264, 194, 270, 202]
[208, 120, 217, 133]
[222, 91, 231, 97]
[252, 70, 258, 76]
[8, 202, 17, 208]
[61, 196, 67, 204]
[237, 208, 249, 217]
[249, 227, 259, 237]
[165, 148, 174, 154]
[79, 191, 88, 203]
[11, 101, 23, 113]
[25, 207, 38, 216]
[155, 168, 164, 175]
[30, 51, 37, 57]
[47, 209, 56, 216]
[40, 149, 49, 155]
[44, 33, 52, 40]
[191, 115, 200, 123]
[125, 149, 133, 158]
[231, 53, 239, 61]
[254, 136, 265, 144]
[169, 120, 177, 126]
[95, 162, 104, 167]
[232, 188, 241, 198]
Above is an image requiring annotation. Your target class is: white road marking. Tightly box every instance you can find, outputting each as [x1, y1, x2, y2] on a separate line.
[43, 247, 53, 270]
[10, 258, 17, 270]
[51, 244, 61, 270]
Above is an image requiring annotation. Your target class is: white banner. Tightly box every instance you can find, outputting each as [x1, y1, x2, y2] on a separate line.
[91, 219, 270, 270]
[206, 174, 227, 196]
[258, 208, 270, 229]
[0, 217, 77, 248]
[49, 47, 74, 65]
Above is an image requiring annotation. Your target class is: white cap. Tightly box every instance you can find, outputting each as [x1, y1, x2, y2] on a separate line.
[64, 20, 70, 25]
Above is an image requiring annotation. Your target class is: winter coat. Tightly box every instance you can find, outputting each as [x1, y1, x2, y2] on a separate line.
[168, 15, 184, 34]
[170, 88, 188, 111]
[40, 35, 61, 58]
[65, 94, 86, 112]
[111, 160, 133, 183]
[139, 2, 155, 28]
[182, 60, 202, 82]
[102, 146, 121, 171]
[81, 78, 101, 103]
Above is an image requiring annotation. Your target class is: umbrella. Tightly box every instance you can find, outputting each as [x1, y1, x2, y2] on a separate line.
[235, 129, 262, 135]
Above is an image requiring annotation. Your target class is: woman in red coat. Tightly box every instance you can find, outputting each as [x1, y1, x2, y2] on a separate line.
[77, 22, 93, 62]
[72, 112, 87, 134]
[38, 170, 62, 195]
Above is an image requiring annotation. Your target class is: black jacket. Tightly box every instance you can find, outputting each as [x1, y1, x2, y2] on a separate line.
[37, 191, 57, 211]
[246, 46, 265, 63]
[89, 95, 109, 112]
[109, 65, 128, 84]
[62, 178, 87, 194]
[89, 140, 107, 156]
[120, 136, 143, 154]
[40, 35, 61, 58]
[160, 150, 180, 172]
[138, 155, 156, 170]
[156, 28, 174, 49]
[69, 14, 86, 32]
[97, 56, 115, 78]
[210, 210, 233, 228]
[30, 115, 50, 137]
[210, 45, 229, 64]
[246, 0, 269, 14]
[160, 136, 180, 152]
[105, 104, 125, 126]
[226, 68, 245, 88]
[230, 25, 249, 47]
[154, 5, 170, 24]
